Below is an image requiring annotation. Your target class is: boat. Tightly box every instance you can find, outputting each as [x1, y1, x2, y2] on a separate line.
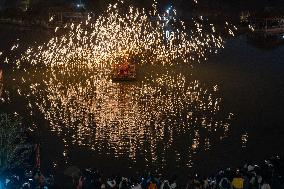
[112, 60, 136, 82]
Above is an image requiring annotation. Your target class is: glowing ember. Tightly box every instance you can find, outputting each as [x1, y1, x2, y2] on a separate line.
[1, 1, 235, 168]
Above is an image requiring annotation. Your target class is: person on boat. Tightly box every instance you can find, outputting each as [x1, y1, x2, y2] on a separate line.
[121, 57, 130, 76]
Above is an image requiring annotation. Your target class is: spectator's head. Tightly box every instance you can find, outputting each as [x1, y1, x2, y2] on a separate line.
[235, 169, 242, 177]
[101, 183, 106, 189]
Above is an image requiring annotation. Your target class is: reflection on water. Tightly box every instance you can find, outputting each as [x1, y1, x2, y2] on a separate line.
[22, 64, 233, 169]
[0, 2, 236, 171]
[241, 133, 249, 148]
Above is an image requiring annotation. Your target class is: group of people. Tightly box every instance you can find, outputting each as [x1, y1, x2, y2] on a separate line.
[184, 156, 283, 189]
[0, 156, 283, 189]
[0, 169, 54, 189]
[74, 169, 177, 189]
[74, 157, 283, 189]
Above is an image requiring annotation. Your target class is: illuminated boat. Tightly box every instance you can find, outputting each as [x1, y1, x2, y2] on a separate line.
[112, 60, 136, 82]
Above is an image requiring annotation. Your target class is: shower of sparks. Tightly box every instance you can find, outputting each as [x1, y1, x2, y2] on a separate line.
[18, 2, 225, 68]
[1, 1, 235, 169]
[241, 133, 249, 148]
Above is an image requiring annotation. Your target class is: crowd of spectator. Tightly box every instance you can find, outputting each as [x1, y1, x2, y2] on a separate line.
[0, 156, 283, 189]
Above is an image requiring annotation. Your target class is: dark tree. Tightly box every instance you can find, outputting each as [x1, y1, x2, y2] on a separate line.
[0, 113, 32, 174]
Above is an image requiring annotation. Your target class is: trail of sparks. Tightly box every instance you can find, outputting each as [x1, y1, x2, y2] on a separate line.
[1, 2, 235, 169]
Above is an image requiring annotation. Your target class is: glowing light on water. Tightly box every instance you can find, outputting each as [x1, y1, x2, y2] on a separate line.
[241, 133, 249, 148]
[27, 72, 232, 162]
[2, 1, 236, 168]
